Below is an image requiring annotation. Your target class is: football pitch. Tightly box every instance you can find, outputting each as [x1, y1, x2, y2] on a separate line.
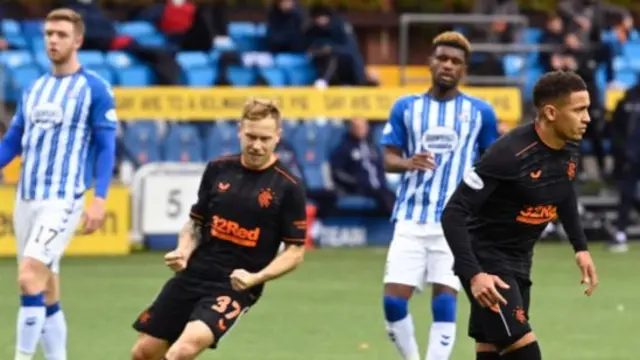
[0, 243, 637, 359]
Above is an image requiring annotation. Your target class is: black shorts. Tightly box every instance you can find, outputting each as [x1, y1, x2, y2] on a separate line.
[132, 274, 257, 349]
[461, 274, 532, 347]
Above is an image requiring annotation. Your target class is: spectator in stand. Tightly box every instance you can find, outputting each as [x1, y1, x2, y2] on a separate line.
[305, 4, 368, 87]
[65, 0, 181, 85]
[266, 0, 307, 54]
[330, 117, 395, 216]
[539, 13, 570, 72]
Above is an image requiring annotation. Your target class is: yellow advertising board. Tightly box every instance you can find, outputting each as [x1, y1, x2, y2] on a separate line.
[113, 86, 522, 125]
[606, 89, 624, 113]
[0, 186, 130, 256]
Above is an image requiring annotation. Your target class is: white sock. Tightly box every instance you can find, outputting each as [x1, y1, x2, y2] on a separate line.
[425, 322, 456, 360]
[386, 315, 421, 360]
[16, 294, 47, 358]
[40, 304, 67, 360]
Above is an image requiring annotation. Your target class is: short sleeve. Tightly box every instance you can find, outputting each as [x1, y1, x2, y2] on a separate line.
[476, 101, 499, 153]
[190, 162, 217, 222]
[280, 182, 307, 245]
[87, 73, 117, 130]
[380, 96, 411, 150]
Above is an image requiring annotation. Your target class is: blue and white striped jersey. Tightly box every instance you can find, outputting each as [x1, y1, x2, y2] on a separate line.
[380, 92, 499, 224]
[10, 68, 118, 201]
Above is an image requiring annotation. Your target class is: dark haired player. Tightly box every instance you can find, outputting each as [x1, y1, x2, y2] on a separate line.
[380, 31, 499, 360]
[441, 70, 599, 360]
[130, 99, 307, 360]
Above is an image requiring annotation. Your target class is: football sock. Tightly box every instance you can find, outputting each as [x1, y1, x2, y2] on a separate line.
[15, 293, 46, 359]
[384, 295, 420, 360]
[477, 352, 501, 360]
[425, 293, 457, 360]
[500, 342, 542, 360]
[40, 302, 67, 360]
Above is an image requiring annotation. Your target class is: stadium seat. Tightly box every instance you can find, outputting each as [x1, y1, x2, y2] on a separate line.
[117, 21, 156, 37]
[29, 37, 45, 53]
[117, 65, 154, 87]
[291, 122, 332, 166]
[228, 22, 256, 38]
[122, 121, 162, 165]
[176, 51, 210, 68]
[255, 22, 267, 36]
[615, 71, 638, 88]
[522, 28, 542, 44]
[21, 20, 43, 37]
[613, 56, 628, 72]
[10, 65, 41, 93]
[86, 66, 116, 85]
[281, 120, 298, 140]
[34, 52, 50, 71]
[205, 121, 240, 158]
[370, 122, 384, 148]
[2, 19, 21, 36]
[286, 66, 316, 86]
[163, 124, 204, 162]
[78, 51, 105, 67]
[503, 55, 525, 77]
[1, 50, 33, 69]
[137, 33, 167, 47]
[5, 34, 27, 49]
[274, 53, 309, 68]
[226, 66, 257, 86]
[302, 164, 327, 190]
[106, 51, 138, 68]
[623, 42, 640, 60]
[326, 122, 346, 152]
[259, 67, 288, 87]
[183, 67, 217, 87]
[336, 196, 378, 211]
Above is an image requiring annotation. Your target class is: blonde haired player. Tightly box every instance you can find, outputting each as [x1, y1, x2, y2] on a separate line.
[380, 31, 499, 360]
[0, 9, 117, 360]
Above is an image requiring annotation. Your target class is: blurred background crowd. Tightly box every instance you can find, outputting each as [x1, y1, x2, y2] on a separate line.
[0, 0, 639, 251]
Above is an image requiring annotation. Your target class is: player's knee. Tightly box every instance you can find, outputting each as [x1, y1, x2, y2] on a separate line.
[165, 342, 201, 360]
[17, 259, 49, 294]
[130, 343, 157, 360]
[383, 295, 409, 322]
[431, 293, 457, 322]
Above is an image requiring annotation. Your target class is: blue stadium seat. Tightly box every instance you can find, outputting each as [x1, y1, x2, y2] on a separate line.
[522, 28, 542, 44]
[106, 51, 139, 68]
[78, 51, 105, 67]
[176, 51, 210, 68]
[613, 56, 628, 72]
[10, 65, 41, 92]
[226, 66, 257, 86]
[327, 122, 346, 152]
[523, 66, 544, 102]
[29, 36, 45, 53]
[259, 67, 287, 87]
[21, 20, 43, 37]
[163, 124, 204, 162]
[287, 66, 316, 86]
[210, 50, 222, 64]
[255, 23, 267, 36]
[205, 121, 240, 158]
[3, 19, 21, 36]
[122, 121, 162, 165]
[5, 34, 27, 49]
[281, 120, 298, 140]
[370, 122, 384, 148]
[86, 66, 116, 85]
[137, 33, 167, 47]
[1, 50, 33, 69]
[623, 42, 640, 59]
[228, 22, 256, 37]
[503, 55, 525, 77]
[183, 67, 217, 87]
[274, 53, 309, 68]
[615, 71, 638, 88]
[34, 52, 50, 71]
[336, 196, 378, 211]
[302, 164, 326, 190]
[117, 21, 156, 37]
[117, 65, 153, 87]
[291, 122, 332, 166]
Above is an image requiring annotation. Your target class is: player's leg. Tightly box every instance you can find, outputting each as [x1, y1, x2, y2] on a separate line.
[164, 290, 254, 360]
[498, 278, 540, 359]
[423, 228, 460, 360]
[14, 200, 52, 360]
[39, 200, 83, 360]
[131, 276, 201, 360]
[475, 343, 500, 360]
[382, 221, 428, 360]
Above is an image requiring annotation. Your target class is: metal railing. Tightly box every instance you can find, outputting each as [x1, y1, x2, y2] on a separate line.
[398, 13, 558, 86]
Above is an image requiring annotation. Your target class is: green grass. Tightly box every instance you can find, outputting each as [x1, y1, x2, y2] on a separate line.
[0, 243, 638, 359]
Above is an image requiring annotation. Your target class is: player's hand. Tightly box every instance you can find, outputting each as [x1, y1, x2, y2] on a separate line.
[470, 272, 510, 308]
[230, 269, 261, 291]
[576, 251, 598, 296]
[164, 250, 187, 272]
[408, 152, 436, 171]
[80, 198, 106, 234]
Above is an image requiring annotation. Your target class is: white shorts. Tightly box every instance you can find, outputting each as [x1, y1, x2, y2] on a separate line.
[14, 197, 84, 273]
[383, 221, 460, 292]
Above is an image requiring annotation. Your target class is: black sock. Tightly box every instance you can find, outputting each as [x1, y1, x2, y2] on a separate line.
[477, 351, 501, 360]
[501, 341, 542, 360]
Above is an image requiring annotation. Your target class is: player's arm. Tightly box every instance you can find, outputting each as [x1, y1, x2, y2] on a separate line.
[381, 97, 411, 173]
[186, 161, 217, 250]
[0, 98, 25, 169]
[477, 103, 500, 154]
[557, 185, 599, 295]
[242, 182, 307, 287]
[89, 81, 117, 201]
[441, 144, 515, 280]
